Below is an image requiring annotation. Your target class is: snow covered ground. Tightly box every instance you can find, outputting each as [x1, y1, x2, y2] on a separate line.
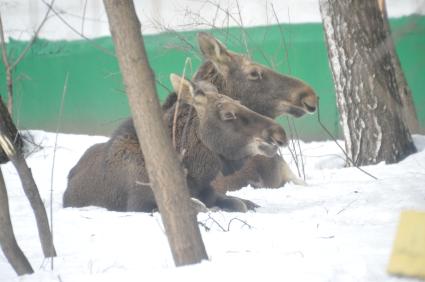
[1, 131, 424, 281]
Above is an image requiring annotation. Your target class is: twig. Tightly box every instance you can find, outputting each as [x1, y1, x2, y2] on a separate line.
[197, 221, 211, 232]
[0, 13, 13, 114]
[1, 0, 54, 114]
[81, 0, 88, 35]
[270, 3, 291, 73]
[41, 0, 115, 57]
[206, 213, 227, 232]
[336, 199, 357, 215]
[227, 217, 252, 230]
[155, 78, 172, 93]
[172, 57, 192, 149]
[271, 4, 306, 180]
[316, 97, 378, 180]
[291, 118, 306, 180]
[10, 0, 56, 70]
[148, 18, 199, 58]
[235, 0, 250, 56]
[49, 73, 69, 270]
[285, 118, 301, 177]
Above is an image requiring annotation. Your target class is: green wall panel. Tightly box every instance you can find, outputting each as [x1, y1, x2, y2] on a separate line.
[1, 16, 424, 140]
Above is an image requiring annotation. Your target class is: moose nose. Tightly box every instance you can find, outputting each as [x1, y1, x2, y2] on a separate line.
[299, 87, 317, 113]
[263, 125, 288, 147]
[258, 141, 279, 158]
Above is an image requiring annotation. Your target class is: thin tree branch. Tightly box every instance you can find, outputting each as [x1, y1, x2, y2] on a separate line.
[172, 57, 192, 149]
[10, 0, 56, 70]
[0, 12, 13, 114]
[49, 73, 69, 270]
[81, 0, 89, 35]
[316, 97, 378, 180]
[41, 0, 115, 57]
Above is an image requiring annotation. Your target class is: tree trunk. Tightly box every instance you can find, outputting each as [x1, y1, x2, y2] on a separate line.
[319, 0, 417, 166]
[103, 0, 208, 266]
[0, 97, 22, 164]
[0, 168, 34, 276]
[0, 98, 56, 258]
[377, 0, 419, 134]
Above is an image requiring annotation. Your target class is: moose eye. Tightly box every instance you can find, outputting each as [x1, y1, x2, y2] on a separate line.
[220, 111, 237, 121]
[248, 69, 262, 80]
[194, 89, 205, 96]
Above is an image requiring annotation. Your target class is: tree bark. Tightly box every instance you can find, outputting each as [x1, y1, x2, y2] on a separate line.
[319, 0, 416, 166]
[0, 97, 22, 164]
[377, 0, 419, 134]
[103, 0, 208, 266]
[0, 168, 34, 276]
[0, 98, 56, 258]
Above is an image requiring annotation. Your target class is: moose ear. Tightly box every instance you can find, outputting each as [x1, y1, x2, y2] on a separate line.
[170, 74, 194, 103]
[219, 109, 237, 121]
[198, 32, 231, 64]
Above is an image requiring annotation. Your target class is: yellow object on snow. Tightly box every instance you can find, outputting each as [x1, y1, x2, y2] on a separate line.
[387, 210, 425, 279]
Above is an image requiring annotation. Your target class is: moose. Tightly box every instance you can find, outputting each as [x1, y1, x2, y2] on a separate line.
[163, 32, 318, 192]
[63, 75, 287, 212]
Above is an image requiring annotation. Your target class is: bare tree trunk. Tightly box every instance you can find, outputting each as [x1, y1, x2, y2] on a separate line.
[0, 97, 22, 164]
[319, 0, 416, 166]
[103, 0, 208, 266]
[0, 98, 56, 258]
[377, 0, 419, 134]
[0, 168, 34, 276]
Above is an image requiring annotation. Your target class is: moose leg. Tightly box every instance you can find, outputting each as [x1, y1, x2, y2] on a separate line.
[279, 159, 307, 186]
[126, 184, 157, 212]
[212, 159, 263, 193]
[214, 194, 260, 212]
[213, 155, 306, 193]
[200, 187, 259, 212]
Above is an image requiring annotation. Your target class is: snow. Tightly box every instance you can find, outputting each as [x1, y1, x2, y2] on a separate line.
[1, 131, 425, 281]
[1, 0, 424, 41]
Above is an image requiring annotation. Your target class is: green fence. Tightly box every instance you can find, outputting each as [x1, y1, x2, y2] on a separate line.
[1, 16, 424, 140]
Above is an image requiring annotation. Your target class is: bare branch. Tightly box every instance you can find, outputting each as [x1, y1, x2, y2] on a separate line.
[270, 3, 291, 73]
[316, 97, 378, 180]
[0, 12, 13, 114]
[41, 0, 115, 57]
[49, 73, 69, 270]
[81, 0, 89, 35]
[10, 0, 56, 70]
[172, 57, 193, 149]
[235, 0, 250, 56]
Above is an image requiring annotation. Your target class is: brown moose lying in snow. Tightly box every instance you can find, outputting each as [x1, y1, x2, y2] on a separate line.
[63, 75, 287, 212]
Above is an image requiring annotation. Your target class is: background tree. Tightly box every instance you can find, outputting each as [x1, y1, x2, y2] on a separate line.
[103, 0, 208, 266]
[0, 96, 56, 262]
[377, 0, 420, 134]
[319, 0, 417, 166]
[0, 167, 33, 276]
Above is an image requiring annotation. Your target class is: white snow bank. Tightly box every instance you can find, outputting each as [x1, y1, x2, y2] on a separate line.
[0, 131, 424, 281]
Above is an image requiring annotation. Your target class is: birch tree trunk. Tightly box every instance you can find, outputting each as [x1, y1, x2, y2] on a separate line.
[377, 0, 419, 134]
[103, 0, 208, 266]
[319, 0, 417, 166]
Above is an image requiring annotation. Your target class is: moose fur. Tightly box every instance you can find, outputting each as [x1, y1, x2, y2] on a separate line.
[63, 75, 287, 212]
[163, 32, 317, 191]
